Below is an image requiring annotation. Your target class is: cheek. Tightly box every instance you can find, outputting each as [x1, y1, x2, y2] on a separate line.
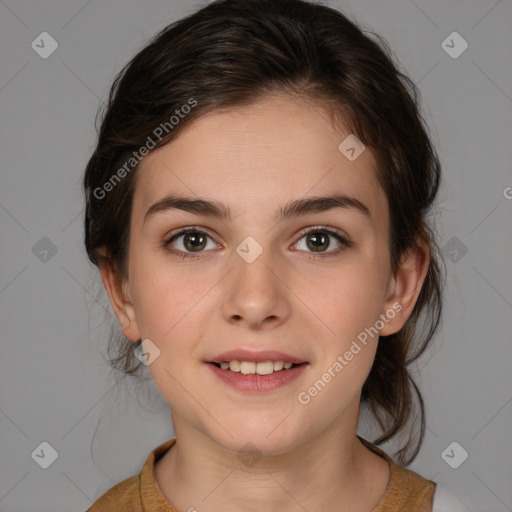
[301, 261, 388, 338]
[130, 248, 207, 337]
[296, 271, 384, 410]
[133, 264, 209, 406]
[130, 260, 218, 400]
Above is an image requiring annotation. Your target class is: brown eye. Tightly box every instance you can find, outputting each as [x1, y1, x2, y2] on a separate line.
[305, 232, 330, 252]
[182, 232, 207, 252]
[164, 228, 218, 258]
[293, 226, 352, 257]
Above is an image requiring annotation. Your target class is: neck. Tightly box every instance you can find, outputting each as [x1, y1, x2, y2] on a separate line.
[154, 413, 390, 512]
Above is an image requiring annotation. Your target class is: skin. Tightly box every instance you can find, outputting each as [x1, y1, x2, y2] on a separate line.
[100, 92, 429, 512]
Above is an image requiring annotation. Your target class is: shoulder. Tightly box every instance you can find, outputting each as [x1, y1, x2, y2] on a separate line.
[85, 437, 178, 512]
[432, 484, 469, 512]
[358, 436, 435, 511]
[385, 462, 436, 510]
[86, 475, 142, 512]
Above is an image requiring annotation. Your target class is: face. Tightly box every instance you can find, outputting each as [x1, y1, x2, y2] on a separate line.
[103, 93, 422, 456]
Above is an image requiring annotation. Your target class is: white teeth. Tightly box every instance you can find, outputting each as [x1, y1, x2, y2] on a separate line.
[216, 360, 298, 374]
[273, 361, 284, 371]
[240, 361, 256, 374]
[254, 361, 274, 375]
[229, 360, 241, 372]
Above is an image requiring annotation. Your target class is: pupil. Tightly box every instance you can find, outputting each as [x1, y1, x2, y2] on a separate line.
[308, 232, 328, 252]
[185, 232, 206, 251]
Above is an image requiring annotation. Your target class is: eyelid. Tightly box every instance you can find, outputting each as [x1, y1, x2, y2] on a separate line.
[165, 225, 216, 238]
[294, 224, 350, 242]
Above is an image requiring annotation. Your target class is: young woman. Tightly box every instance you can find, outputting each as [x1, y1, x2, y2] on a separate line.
[83, 1, 467, 510]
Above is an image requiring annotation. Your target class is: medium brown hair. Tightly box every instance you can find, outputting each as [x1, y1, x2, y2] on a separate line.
[83, 0, 445, 464]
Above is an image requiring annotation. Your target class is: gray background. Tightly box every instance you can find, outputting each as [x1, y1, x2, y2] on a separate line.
[1, 0, 511, 511]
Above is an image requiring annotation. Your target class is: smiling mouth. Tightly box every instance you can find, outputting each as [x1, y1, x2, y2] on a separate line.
[208, 361, 306, 375]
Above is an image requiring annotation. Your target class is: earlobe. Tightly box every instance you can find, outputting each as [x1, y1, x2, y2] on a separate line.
[99, 261, 141, 342]
[379, 241, 430, 336]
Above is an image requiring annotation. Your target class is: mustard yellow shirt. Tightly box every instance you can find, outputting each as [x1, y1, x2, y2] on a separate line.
[87, 437, 435, 511]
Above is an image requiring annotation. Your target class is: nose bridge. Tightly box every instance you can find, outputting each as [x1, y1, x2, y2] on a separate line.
[222, 236, 289, 327]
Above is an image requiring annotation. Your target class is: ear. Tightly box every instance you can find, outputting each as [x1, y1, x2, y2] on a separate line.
[378, 240, 430, 336]
[98, 255, 141, 342]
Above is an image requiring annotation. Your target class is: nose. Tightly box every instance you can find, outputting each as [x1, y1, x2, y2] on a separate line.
[221, 243, 291, 330]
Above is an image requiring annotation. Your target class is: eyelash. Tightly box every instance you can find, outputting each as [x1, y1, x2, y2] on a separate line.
[163, 225, 352, 261]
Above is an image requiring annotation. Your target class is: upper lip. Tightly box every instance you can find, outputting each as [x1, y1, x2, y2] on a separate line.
[207, 349, 308, 364]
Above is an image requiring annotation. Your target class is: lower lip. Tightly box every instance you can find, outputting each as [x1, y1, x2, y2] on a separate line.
[206, 362, 309, 392]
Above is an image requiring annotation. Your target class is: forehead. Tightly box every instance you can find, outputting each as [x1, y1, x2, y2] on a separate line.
[134, 93, 386, 225]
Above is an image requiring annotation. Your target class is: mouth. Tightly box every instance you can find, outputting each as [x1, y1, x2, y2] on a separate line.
[206, 359, 309, 393]
[204, 349, 310, 391]
[207, 360, 307, 375]
[206, 349, 308, 370]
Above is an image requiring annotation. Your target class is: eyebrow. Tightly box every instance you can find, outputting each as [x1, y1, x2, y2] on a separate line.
[143, 192, 372, 225]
